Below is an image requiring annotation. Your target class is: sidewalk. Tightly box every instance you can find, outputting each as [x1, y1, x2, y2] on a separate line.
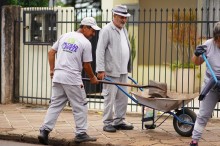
[0, 104, 220, 146]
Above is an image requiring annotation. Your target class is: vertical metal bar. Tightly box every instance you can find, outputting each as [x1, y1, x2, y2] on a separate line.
[40, 45, 43, 104]
[170, 9, 174, 91]
[143, 9, 146, 84]
[181, 9, 186, 93]
[147, 9, 151, 84]
[31, 45, 34, 103]
[61, 9, 63, 34]
[85, 9, 88, 17]
[175, 9, 180, 92]
[165, 9, 168, 84]
[65, 9, 67, 33]
[27, 44, 30, 103]
[22, 34, 25, 103]
[159, 9, 163, 82]
[100, 9, 103, 28]
[36, 44, 39, 104]
[153, 9, 157, 80]
[206, 7, 210, 37]
[74, 9, 77, 30]
[71, 9, 73, 31]
[193, 8, 197, 94]
[137, 9, 140, 88]
[187, 9, 191, 94]
[132, 9, 137, 112]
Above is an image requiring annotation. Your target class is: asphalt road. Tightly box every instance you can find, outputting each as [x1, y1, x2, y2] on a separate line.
[0, 140, 46, 146]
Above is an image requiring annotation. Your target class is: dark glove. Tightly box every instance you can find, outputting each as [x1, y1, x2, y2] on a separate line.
[194, 45, 207, 57]
[198, 77, 215, 101]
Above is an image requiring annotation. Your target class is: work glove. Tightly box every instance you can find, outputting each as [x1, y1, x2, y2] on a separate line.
[194, 45, 207, 57]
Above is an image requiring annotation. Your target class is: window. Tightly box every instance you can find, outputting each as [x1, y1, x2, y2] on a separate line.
[23, 10, 57, 45]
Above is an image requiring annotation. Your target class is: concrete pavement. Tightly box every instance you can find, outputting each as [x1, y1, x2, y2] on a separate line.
[0, 104, 220, 146]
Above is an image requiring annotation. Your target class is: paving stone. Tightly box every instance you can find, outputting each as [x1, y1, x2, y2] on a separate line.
[0, 103, 220, 146]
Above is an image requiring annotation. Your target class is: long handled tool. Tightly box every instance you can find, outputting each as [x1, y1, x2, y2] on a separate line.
[199, 53, 220, 100]
[82, 78, 166, 90]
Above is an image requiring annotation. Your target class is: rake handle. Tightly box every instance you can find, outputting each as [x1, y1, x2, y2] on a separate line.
[82, 78, 165, 90]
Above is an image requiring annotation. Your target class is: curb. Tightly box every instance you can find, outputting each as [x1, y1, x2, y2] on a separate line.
[0, 133, 108, 146]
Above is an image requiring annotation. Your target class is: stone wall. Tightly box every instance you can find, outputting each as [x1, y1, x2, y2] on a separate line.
[1, 6, 20, 104]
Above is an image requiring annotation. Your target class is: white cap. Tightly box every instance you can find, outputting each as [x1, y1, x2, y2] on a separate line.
[80, 17, 101, 30]
[112, 5, 131, 17]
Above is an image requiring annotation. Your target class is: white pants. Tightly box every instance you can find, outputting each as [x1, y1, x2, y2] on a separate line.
[102, 74, 128, 126]
[192, 89, 220, 141]
[40, 82, 88, 135]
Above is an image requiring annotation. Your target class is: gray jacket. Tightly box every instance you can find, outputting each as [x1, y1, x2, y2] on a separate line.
[96, 21, 132, 77]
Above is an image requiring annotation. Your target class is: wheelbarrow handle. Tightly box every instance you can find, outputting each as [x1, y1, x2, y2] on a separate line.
[82, 78, 165, 90]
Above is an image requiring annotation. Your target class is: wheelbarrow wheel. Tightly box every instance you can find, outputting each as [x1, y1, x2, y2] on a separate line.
[173, 107, 196, 137]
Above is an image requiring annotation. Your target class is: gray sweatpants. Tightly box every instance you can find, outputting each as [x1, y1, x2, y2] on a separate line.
[192, 89, 220, 141]
[40, 83, 88, 135]
[101, 74, 128, 126]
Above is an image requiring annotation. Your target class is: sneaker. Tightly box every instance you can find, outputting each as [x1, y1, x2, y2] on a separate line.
[113, 123, 134, 130]
[189, 140, 198, 146]
[74, 133, 97, 143]
[103, 125, 116, 132]
[38, 129, 50, 145]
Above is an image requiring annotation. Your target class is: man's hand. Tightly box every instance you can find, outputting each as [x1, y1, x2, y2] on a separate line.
[194, 45, 207, 57]
[97, 72, 106, 80]
[50, 70, 54, 79]
[90, 76, 99, 84]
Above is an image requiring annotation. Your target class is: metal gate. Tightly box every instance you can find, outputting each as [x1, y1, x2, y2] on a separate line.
[17, 7, 103, 107]
[16, 6, 220, 116]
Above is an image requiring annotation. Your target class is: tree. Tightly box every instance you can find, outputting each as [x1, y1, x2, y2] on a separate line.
[169, 9, 198, 68]
[7, 0, 48, 7]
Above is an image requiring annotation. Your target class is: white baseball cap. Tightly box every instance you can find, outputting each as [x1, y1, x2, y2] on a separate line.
[112, 5, 131, 17]
[80, 17, 101, 30]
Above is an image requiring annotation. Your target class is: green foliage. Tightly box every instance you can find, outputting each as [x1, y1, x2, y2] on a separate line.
[55, 0, 65, 7]
[7, 0, 48, 7]
[6, 0, 17, 5]
[126, 24, 136, 64]
[129, 35, 136, 64]
[171, 61, 197, 70]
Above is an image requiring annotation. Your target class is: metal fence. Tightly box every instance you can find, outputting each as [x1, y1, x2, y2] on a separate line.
[17, 7, 220, 116]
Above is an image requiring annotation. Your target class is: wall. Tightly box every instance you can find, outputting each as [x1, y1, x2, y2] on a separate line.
[1, 6, 20, 104]
[130, 0, 200, 92]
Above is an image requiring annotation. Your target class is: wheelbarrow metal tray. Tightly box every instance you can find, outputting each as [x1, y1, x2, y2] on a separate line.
[131, 90, 198, 112]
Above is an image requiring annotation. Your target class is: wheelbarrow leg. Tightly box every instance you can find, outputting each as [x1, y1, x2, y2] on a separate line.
[141, 106, 156, 129]
[141, 106, 144, 129]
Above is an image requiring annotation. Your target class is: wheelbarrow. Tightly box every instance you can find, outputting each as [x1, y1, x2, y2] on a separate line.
[131, 89, 197, 137]
[83, 77, 197, 137]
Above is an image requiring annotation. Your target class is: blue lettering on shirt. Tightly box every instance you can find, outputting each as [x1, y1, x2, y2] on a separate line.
[62, 42, 78, 53]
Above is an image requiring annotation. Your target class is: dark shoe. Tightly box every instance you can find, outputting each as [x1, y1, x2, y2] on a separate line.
[113, 123, 134, 130]
[103, 125, 116, 132]
[38, 129, 50, 145]
[74, 133, 97, 143]
[189, 140, 198, 146]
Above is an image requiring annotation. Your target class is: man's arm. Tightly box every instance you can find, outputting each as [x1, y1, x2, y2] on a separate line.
[191, 55, 204, 65]
[48, 48, 57, 79]
[192, 45, 207, 65]
[96, 29, 108, 72]
[83, 62, 98, 84]
[96, 29, 109, 79]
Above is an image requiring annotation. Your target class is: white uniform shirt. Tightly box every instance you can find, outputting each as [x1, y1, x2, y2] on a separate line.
[51, 32, 93, 85]
[204, 39, 220, 76]
[120, 29, 130, 74]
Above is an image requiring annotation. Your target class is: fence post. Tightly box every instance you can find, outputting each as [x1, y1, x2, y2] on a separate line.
[1, 6, 20, 104]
